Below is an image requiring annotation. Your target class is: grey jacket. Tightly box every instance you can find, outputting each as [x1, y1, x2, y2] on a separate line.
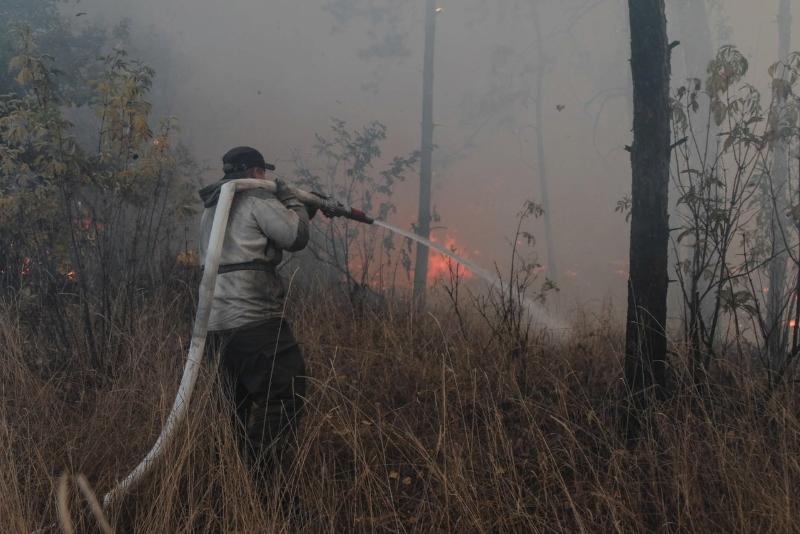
[198, 180, 310, 332]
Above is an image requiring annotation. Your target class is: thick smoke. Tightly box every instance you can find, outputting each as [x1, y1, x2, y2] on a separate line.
[64, 0, 792, 315]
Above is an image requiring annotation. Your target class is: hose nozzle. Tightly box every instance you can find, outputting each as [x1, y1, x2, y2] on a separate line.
[306, 193, 374, 224]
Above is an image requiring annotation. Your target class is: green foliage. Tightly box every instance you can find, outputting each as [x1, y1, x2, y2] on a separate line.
[293, 118, 418, 296]
[669, 44, 800, 383]
[0, 1, 118, 104]
[706, 45, 749, 97]
[468, 200, 555, 361]
[0, 23, 197, 367]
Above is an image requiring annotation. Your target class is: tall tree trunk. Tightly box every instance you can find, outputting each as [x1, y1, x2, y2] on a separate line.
[624, 0, 671, 407]
[530, 0, 557, 281]
[767, 0, 792, 366]
[413, 0, 437, 303]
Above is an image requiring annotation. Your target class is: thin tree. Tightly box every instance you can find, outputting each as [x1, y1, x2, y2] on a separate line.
[413, 0, 438, 302]
[766, 0, 792, 364]
[624, 0, 672, 408]
[530, 0, 557, 281]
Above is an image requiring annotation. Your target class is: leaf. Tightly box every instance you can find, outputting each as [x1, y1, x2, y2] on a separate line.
[711, 99, 727, 126]
[615, 195, 632, 222]
[523, 200, 544, 218]
[772, 78, 792, 101]
[706, 45, 749, 97]
[520, 231, 536, 247]
[675, 227, 694, 244]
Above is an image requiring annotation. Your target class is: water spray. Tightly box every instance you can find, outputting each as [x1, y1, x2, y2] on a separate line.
[373, 220, 565, 332]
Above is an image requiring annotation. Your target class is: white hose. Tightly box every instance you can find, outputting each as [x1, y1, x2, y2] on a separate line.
[103, 179, 280, 508]
[103, 176, 366, 507]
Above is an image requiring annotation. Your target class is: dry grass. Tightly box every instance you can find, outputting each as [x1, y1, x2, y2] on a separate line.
[2, 286, 800, 533]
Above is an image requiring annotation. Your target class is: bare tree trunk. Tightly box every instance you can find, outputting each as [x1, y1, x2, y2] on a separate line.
[530, 0, 557, 281]
[413, 0, 437, 303]
[767, 0, 792, 366]
[624, 0, 671, 410]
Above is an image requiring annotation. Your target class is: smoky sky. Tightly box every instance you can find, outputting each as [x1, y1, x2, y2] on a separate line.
[62, 0, 795, 316]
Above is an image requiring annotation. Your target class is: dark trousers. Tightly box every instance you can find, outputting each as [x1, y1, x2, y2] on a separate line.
[209, 318, 306, 478]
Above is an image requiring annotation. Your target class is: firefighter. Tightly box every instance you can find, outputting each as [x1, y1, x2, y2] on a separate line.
[198, 146, 314, 480]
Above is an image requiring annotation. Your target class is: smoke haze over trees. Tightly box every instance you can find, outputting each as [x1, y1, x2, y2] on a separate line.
[35, 0, 791, 315]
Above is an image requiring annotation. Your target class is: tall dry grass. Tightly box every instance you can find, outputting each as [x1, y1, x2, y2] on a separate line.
[2, 284, 800, 533]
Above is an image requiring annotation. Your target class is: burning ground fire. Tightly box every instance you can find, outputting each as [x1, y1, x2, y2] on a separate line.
[426, 234, 474, 283]
[341, 231, 477, 289]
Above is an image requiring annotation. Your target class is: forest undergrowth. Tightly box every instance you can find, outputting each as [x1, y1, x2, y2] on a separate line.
[2, 281, 799, 534]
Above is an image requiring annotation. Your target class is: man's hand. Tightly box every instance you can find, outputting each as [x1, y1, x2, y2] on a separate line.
[273, 178, 307, 216]
[307, 191, 336, 219]
[309, 191, 339, 218]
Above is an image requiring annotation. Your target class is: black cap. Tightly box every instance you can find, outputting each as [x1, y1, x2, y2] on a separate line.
[222, 146, 276, 174]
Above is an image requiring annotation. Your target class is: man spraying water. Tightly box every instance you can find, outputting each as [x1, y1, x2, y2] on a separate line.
[102, 146, 375, 508]
[198, 146, 312, 484]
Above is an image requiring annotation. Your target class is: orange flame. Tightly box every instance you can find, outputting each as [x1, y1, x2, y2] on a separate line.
[427, 235, 474, 283]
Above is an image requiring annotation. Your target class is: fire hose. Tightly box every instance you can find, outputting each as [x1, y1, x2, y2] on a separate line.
[102, 178, 373, 508]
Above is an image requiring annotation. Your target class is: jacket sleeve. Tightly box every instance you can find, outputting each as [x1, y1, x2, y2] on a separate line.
[248, 191, 310, 252]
